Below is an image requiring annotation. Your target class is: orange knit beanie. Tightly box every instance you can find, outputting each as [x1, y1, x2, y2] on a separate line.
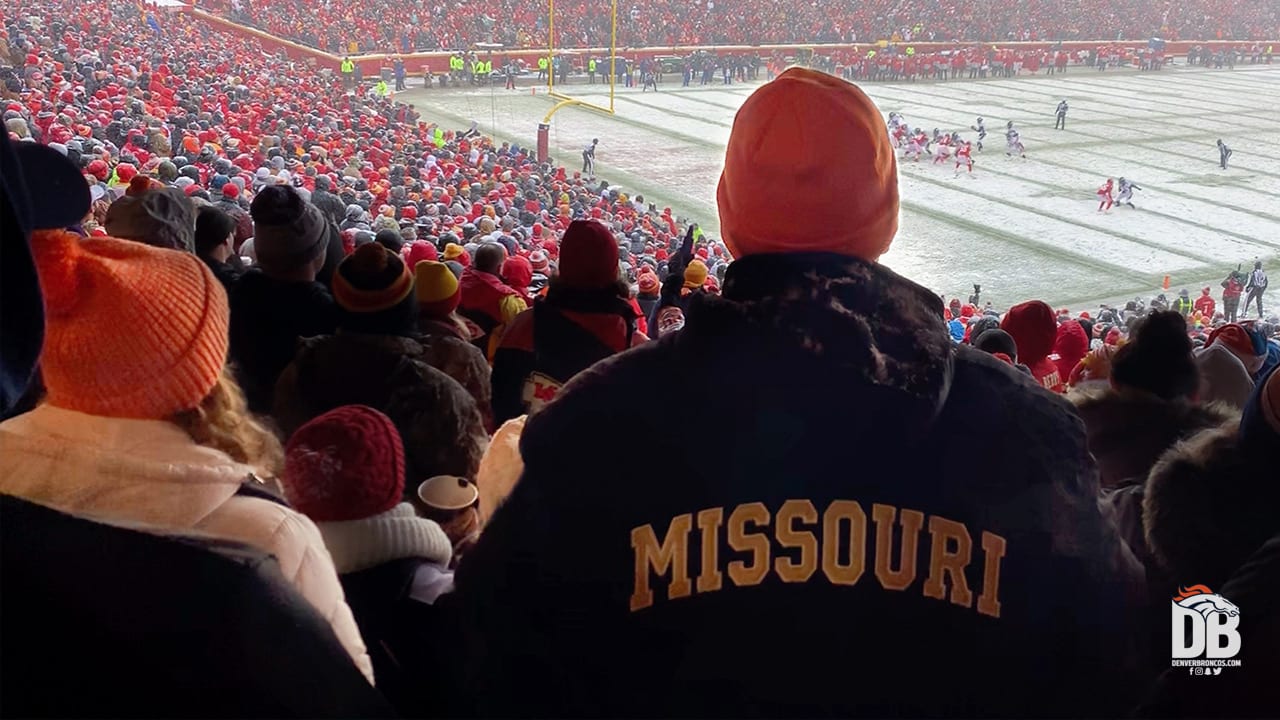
[717, 67, 899, 261]
[30, 230, 229, 419]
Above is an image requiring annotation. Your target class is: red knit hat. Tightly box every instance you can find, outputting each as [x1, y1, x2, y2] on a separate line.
[30, 230, 228, 419]
[282, 405, 404, 522]
[503, 254, 533, 291]
[717, 68, 898, 261]
[559, 219, 618, 290]
[403, 240, 439, 267]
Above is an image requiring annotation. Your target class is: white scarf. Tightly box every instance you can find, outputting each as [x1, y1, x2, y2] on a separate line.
[318, 503, 452, 574]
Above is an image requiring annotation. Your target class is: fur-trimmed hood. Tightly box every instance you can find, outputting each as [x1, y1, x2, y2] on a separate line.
[1144, 426, 1280, 589]
[677, 252, 954, 437]
[1069, 386, 1239, 489]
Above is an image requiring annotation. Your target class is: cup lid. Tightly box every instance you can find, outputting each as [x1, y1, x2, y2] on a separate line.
[417, 475, 479, 510]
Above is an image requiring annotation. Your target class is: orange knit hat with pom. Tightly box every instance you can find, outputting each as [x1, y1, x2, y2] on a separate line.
[30, 230, 228, 419]
[717, 67, 899, 261]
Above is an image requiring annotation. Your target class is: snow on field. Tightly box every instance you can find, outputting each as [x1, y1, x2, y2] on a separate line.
[401, 63, 1280, 308]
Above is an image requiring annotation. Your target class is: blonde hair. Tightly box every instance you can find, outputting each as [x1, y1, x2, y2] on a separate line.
[169, 368, 284, 476]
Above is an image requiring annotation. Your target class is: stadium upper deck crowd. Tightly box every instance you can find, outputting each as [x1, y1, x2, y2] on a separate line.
[215, 0, 1280, 54]
[3, 0, 1280, 716]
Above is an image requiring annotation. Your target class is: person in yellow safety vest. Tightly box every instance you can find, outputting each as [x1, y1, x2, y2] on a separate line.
[588, 57, 597, 83]
[433, 127, 445, 148]
[340, 57, 355, 89]
[537, 56, 548, 81]
[374, 78, 389, 97]
[906, 46, 915, 57]
[866, 49, 876, 59]
[484, 60, 492, 76]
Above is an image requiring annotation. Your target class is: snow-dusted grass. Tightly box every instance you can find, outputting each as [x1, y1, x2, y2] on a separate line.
[400, 63, 1280, 308]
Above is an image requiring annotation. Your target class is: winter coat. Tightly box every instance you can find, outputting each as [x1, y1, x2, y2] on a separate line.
[636, 291, 660, 328]
[273, 332, 488, 488]
[0, 494, 393, 718]
[1136, 423, 1280, 716]
[1222, 275, 1244, 300]
[202, 255, 243, 296]
[324, 504, 455, 717]
[0, 405, 374, 683]
[228, 269, 340, 413]
[311, 188, 348, 226]
[1070, 387, 1239, 490]
[458, 267, 526, 352]
[1137, 532, 1280, 717]
[453, 253, 1143, 718]
[410, 327, 495, 430]
[490, 290, 646, 426]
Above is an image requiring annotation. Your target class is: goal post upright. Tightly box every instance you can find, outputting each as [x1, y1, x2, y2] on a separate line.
[538, 0, 616, 161]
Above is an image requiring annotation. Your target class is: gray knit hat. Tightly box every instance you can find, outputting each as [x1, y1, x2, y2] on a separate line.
[250, 186, 328, 271]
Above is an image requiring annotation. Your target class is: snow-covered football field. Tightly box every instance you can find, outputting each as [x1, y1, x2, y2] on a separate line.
[401, 62, 1280, 308]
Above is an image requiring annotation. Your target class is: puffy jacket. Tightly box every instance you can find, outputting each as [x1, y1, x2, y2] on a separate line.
[454, 253, 1143, 717]
[0, 405, 374, 683]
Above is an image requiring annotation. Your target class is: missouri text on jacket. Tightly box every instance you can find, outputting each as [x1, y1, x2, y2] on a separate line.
[631, 500, 1007, 617]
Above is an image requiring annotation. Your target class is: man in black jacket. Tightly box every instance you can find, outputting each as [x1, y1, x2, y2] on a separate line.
[311, 174, 348, 226]
[453, 68, 1143, 717]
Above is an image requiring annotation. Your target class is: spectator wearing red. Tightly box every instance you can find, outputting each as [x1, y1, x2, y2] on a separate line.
[1002, 300, 1063, 392]
[490, 219, 646, 425]
[1052, 319, 1090, 383]
[458, 243, 527, 358]
[1193, 286, 1216, 318]
[282, 405, 454, 716]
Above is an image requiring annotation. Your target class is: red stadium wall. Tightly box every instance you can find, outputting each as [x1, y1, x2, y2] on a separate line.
[184, 9, 1275, 78]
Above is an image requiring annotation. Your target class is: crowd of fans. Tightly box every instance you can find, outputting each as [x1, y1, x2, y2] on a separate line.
[215, 0, 1280, 54]
[3, 0, 1280, 716]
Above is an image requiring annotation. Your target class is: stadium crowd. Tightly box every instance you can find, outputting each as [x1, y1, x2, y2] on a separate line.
[3, 0, 1280, 716]
[216, 0, 1280, 54]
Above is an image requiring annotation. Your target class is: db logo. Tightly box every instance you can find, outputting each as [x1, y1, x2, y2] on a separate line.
[1171, 585, 1242, 673]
